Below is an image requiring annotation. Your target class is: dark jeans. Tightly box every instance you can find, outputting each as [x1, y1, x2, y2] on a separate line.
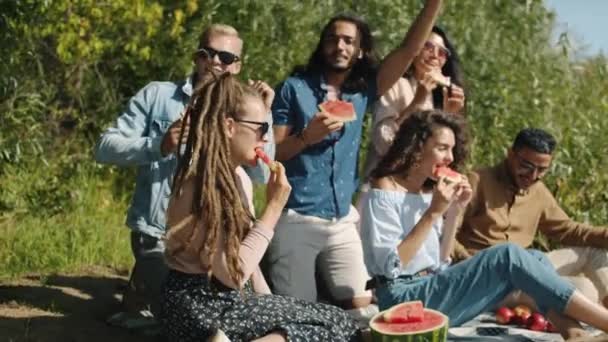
[123, 231, 168, 316]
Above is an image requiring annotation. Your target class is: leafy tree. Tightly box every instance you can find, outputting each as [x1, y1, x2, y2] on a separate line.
[1, 0, 606, 276]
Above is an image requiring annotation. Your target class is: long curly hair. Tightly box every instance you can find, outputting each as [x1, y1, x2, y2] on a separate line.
[371, 110, 469, 186]
[171, 72, 258, 288]
[291, 13, 379, 93]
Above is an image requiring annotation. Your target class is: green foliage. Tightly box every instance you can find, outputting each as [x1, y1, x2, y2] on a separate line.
[1, 0, 607, 277]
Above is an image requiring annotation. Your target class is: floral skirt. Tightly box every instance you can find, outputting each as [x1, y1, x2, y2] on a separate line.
[161, 270, 360, 342]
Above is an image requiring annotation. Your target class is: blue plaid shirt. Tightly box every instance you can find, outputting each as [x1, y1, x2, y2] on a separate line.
[272, 73, 377, 219]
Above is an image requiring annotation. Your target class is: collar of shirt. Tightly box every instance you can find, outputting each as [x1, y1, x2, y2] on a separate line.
[181, 75, 194, 97]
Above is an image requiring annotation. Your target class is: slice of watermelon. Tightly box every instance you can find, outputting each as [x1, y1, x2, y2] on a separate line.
[254, 147, 277, 172]
[429, 69, 451, 88]
[318, 100, 356, 122]
[370, 308, 449, 342]
[433, 165, 461, 183]
[383, 301, 424, 323]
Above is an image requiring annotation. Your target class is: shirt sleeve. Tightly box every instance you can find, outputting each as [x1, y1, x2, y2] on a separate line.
[271, 80, 295, 127]
[538, 187, 608, 248]
[361, 194, 404, 279]
[211, 221, 275, 289]
[251, 267, 272, 294]
[452, 171, 481, 261]
[371, 78, 414, 157]
[211, 169, 276, 289]
[94, 82, 166, 166]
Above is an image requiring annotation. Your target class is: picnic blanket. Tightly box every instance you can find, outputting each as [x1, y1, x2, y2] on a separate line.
[448, 313, 605, 342]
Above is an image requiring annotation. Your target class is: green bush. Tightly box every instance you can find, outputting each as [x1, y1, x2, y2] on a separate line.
[1, 0, 606, 277]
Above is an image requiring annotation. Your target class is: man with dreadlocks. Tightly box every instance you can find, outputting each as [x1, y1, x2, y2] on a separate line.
[268, 0, 443, 322]
[162, 72, 362, 342]
[94, 24, 275, 324]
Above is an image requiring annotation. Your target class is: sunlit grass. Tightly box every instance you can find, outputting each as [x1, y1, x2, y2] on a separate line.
[0, 168, 133, 279]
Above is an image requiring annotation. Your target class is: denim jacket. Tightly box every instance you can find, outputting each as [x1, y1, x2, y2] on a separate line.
[95, 76, 274, 238]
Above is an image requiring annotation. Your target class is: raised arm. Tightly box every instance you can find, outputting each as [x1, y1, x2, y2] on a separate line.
[440, 202, 466, 262]
[94, 82, 183, 166]
[376, 0, 443, 96]
[212, 164, 291, 289]
[439, 175, 472, 261]
[272, 80, 342, 161]
[399, 175, 467, 265]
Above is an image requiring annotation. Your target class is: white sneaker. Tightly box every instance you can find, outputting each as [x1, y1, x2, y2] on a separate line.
[208, 329, 231, 342]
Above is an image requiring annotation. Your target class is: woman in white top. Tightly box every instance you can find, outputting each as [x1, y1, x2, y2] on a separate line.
[363, 26, 465, 180]
[360, 110, 608, 340]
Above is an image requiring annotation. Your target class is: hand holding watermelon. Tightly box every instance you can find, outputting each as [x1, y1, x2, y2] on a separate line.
[432, 165, 461, 184]
[433, 166, 472, 209]
[263, 159, 291, 214]
[318, 100, 356, 122]
[254, 147, 277, 172]
[301, 111, 344, 145]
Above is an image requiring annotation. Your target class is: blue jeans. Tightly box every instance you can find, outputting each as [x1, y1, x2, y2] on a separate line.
[376, 243, 575, 326]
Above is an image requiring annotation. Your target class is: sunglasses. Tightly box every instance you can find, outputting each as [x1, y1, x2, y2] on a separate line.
[196, 46, 240, 65]
[423, 41, 451, 60]
[234, 119, 269, 137]
[515, 154, 550, 174]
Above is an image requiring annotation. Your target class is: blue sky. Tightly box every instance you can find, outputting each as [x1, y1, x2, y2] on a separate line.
[545, 0, 608, 57]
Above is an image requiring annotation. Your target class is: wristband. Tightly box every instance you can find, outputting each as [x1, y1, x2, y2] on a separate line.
[297, 129, 309, 147]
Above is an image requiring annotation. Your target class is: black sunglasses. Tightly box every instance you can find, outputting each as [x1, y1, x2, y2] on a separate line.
[196, 46, 240, 65]
[234, 119, 269, 137]
[515, 154, 550, 174]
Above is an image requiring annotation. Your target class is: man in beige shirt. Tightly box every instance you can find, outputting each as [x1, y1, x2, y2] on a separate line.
[454, 128, 608, 306]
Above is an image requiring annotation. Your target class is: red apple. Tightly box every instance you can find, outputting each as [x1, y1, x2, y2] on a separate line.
[512, 311, 531, 326]
[513, 305, 532, 317]
[495, 306, 515, 324]
[546, 321, 558, 333]
[526, 313, 548, 331]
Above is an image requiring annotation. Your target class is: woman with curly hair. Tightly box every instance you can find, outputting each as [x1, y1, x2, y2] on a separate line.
[360, 110, 608, 339]
[161, 73, 360, 342]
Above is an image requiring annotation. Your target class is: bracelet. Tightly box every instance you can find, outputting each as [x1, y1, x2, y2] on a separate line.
[297, 129, 309, 147]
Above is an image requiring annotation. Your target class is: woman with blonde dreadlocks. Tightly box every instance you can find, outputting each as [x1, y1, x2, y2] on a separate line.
[161, 73, 360, 342]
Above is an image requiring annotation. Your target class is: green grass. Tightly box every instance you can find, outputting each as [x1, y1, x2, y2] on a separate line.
[0, 162, 271, 280]
[0, 166, 133, 279]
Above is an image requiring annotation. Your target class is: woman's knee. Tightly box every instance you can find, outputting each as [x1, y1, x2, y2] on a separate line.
[526, 248, 553, 267]
[487, 242, 526, 258]
[486, 243, 530, 267]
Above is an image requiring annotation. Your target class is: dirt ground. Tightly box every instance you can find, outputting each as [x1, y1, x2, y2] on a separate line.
[0, 266, 162, 342]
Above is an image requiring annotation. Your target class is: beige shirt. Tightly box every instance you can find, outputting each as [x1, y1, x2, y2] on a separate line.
[164, 167, 272, 294]
[364, 77, 433, 179]
[453, 161, 608, 261]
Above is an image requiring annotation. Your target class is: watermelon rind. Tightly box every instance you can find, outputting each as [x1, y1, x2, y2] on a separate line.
[370, 308, 449, 342]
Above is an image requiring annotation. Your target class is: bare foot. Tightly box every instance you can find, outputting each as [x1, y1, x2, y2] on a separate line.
[567, 332, 608, 342]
